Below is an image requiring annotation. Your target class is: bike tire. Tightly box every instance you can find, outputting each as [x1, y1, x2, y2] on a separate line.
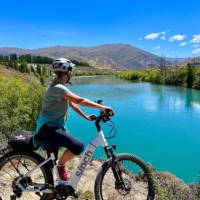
[94, 153, 155, 200]
[0, 150, 54, 200]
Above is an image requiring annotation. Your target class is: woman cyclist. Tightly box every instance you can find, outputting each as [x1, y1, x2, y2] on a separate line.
[35, 58, 113, 182]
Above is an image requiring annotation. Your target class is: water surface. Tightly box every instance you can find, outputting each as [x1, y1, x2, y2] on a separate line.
[66, 76, 200, 183]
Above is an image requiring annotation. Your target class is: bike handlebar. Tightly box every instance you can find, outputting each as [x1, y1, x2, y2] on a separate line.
[94, 100, 115, 131]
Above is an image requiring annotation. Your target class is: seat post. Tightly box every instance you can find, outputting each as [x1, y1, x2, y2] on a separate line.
[46, 144, 58, 168]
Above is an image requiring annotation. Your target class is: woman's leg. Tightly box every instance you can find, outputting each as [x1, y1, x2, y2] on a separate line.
[50, 128, 84, 179]
[58, 150, 75, 166]
[53, 128, 84, 156]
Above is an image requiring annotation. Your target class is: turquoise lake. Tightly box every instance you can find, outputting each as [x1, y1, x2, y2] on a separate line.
[66, 76, 200, 183]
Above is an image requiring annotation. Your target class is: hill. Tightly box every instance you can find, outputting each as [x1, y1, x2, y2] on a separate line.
[166, 56, 200, 66]
[166, 57, 191, 64]
[190, 56, 200, 65]
[0, 44, 165, 69]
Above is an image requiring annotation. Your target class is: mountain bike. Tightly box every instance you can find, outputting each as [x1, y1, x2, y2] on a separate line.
[0, 101, 155, 200]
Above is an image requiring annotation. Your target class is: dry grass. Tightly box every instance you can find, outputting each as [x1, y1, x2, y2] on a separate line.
[153, 172, 198, 200]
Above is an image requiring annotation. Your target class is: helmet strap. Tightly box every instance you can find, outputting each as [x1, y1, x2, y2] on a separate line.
[66, 72, 72, 84]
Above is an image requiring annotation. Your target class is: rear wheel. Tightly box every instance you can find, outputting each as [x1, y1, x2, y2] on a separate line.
[0, 150, 53, 200]
[95, 153, 155, 200]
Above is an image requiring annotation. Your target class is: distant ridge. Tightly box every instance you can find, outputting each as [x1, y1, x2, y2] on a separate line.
[0, 44, 166, 69]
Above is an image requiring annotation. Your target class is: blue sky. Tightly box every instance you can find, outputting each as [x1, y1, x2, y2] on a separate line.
[0, 0, 200, 57]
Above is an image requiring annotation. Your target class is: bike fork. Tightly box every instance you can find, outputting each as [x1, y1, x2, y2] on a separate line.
[104, 146, 129, 191]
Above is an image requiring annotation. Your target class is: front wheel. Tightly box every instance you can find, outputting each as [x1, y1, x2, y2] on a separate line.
[94, 153, 155, 200]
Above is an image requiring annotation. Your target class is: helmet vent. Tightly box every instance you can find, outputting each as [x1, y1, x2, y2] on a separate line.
[52, 58, 75, 72]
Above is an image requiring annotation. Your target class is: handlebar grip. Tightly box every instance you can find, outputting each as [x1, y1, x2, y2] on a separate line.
[90, 115, 97, 121]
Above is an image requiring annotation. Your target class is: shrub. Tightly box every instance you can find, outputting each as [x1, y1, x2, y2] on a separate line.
[0, 75, 45, 140]
[153, 172, 197, 200]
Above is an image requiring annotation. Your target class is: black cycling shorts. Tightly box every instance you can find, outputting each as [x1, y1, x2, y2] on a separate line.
[36, 123, 84, 156]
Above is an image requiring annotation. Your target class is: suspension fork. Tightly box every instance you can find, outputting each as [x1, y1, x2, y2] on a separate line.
[104, 147, 128, 190]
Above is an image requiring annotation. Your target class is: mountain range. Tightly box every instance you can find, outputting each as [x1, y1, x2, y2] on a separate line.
[0, 44, 195, 69]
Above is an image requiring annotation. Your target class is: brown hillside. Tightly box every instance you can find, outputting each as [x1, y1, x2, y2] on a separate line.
[0, 44, 165, 69]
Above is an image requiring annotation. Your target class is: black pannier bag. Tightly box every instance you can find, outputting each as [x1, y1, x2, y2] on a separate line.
[8, 130, 35, 150]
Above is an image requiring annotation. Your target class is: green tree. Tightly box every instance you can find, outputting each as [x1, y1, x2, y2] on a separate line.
[36, 65, 42, 75]
[186, 63, 194, 88]
[19, 61, 29, 73]
[19, 54, 31, 63]
[13, 61, 18, 70]
[10, 54, 18, 62]
[3, 56, 9, 65]
[43, 56, 53, 64]
[71, 59, 90, 67]
[32, 56, 44, 64]
[0, 55, 3, 63]
[26, 54, 32, 63]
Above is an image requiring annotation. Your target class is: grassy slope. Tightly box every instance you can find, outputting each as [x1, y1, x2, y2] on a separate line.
[0, 64, 40, 83]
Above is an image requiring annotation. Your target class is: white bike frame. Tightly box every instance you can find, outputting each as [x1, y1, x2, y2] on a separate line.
[18, 129, 108, 193]
[67, 130, 108, 189]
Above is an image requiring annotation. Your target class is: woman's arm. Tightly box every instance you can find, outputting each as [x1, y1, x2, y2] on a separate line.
[69, 101, 96, 121]
[64, 91, 111, 111]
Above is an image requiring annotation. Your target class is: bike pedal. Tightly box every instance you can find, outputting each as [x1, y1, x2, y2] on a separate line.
[10, 195, 17, 200]
[73, 191, 80, 198]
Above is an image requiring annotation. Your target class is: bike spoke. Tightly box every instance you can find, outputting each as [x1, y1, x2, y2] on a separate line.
[101, 160, 150, 200]
[0, 153, 48, 200]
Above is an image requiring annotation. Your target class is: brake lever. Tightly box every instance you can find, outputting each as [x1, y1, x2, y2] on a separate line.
[96, 100, 103, 105]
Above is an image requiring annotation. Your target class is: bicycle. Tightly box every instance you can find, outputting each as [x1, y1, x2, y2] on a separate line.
[0, 100, 155, 200]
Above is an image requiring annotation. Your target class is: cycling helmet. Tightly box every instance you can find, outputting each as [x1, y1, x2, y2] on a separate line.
[52, 58, 75, 73]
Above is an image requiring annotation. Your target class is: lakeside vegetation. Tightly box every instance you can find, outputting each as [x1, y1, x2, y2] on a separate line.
[151, 168, 200, 199]
[0, 54, 112, 85]
[74, 67, 113, 77]
[116, 63, 200, 89]
[0, 73, 45, 140]
[0, 54, 56, 85]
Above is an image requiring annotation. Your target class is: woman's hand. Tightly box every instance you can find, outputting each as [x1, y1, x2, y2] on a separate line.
[86, 114, 97, 121]
[100, 106, 115, 116]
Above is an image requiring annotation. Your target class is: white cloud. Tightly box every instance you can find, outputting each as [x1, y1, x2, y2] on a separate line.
[169, 34, 186, 42]
[160, 32, 167, 40]
[144, 31, 167, 40]
[144, 32, 161, 40]
[153, 46, 160, 50]
[160, 36, 166, 40]
[180, 42, 187, 46]
[191, 34, 200, 43]
[192, 48, 200, 54]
